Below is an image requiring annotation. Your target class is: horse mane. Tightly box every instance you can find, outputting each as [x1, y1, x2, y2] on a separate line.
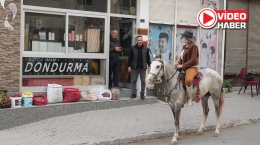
[161, 58, 179, 84]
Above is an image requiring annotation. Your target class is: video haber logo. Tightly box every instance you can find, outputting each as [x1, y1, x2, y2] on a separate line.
[197, 8, 248, 29]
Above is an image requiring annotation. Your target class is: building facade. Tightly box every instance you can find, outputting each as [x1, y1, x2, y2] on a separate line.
[0, 0, 258, 92]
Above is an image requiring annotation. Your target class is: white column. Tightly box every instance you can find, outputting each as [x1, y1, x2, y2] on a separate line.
[136, 0, 150, 41]
[136, 0, 150, 96]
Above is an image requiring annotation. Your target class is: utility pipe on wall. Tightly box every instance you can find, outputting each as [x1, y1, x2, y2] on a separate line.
[221, 0, 227, 77]
[173, 0, 178, 65]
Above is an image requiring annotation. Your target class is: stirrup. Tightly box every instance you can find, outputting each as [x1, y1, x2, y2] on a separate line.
[187, 98, 193, 106]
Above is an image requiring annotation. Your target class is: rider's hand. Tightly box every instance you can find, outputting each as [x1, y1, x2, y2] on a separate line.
[176, 64, 183, 69]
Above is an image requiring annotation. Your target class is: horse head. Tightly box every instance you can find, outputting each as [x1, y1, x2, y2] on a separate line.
[147, 51, 164, 84]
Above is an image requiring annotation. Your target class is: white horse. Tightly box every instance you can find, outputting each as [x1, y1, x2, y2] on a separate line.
[147, 53, 224, 145]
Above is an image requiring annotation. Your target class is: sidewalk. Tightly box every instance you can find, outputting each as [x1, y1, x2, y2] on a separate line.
[0, 90, 260, 145]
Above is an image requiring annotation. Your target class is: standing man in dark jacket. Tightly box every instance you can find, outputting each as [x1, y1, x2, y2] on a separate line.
[109, 29, 122, 89]
[128, 36, 151, 99]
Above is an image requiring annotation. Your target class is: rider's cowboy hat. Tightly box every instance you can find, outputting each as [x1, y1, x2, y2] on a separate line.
[180, 29, 196, 42]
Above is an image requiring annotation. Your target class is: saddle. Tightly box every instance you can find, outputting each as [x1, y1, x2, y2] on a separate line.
[179, 71, 203, 103]
[179, 72, 203, 87]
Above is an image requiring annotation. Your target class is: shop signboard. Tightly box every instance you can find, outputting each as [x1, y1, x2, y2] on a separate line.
[22, 57, 100, 75]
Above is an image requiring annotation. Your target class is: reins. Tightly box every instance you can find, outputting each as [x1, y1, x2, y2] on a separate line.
[159, 70, 180, 98]
[149, 59, 180, 98]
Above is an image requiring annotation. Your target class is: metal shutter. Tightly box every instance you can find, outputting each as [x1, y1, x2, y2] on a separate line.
[248, 0, 260, 73]
[177, 0, 201, 26]
[225, 0, 247, 75]
[149, 0, 175, 24]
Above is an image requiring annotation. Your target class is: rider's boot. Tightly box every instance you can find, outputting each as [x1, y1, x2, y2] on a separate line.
[186, 86, 193, 106]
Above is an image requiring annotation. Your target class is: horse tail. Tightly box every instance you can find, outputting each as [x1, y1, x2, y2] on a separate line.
[219, 90, 224, 115]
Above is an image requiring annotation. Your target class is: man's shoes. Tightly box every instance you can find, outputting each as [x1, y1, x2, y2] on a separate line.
[140, 94, 145, 99]
[130, 94, 136, 98]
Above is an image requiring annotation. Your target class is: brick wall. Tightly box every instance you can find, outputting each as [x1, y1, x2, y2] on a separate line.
[0, 0, 21, 91]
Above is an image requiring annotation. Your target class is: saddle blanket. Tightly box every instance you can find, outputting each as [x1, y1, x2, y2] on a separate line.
[180, 72, 203, 87]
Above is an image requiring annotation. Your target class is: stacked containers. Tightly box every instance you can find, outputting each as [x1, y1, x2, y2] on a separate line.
[22, 92, 33, 106]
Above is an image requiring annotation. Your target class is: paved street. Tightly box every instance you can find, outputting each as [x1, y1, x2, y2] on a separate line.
[127, 123, 260, 145]
[0, 90, 260, 145]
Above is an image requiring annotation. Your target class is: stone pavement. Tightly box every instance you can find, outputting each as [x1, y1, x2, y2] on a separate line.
[0, 90, 260, 145]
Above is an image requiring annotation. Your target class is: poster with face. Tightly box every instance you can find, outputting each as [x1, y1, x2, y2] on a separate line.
[202, 0, 220, 10]
[200, 29, 218, 71]
[175, 26, 198, 63]
[148, 23, 173, 64]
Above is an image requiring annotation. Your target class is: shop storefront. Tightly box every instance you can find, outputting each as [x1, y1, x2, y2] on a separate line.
[1, 0, 230, 93]
[0, 0, 141, 92]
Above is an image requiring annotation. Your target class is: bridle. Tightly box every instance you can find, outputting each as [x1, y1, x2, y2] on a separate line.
[149, 59, 180, 98]
[148, 59, 164, 84]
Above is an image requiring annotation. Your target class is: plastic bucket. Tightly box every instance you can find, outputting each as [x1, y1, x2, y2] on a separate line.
[22, 96, 33, 106]
[11, 97, 22, 108]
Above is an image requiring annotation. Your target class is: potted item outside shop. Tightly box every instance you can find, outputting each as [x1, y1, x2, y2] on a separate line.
[22, 92, 33, 106]
[223, 79, 233, 94]
[0, 90, 11, 108]
[11, 93, 22, 108]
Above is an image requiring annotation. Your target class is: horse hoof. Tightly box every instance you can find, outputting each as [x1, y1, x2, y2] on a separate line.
[213, 131, 220, 137]
[171, 138, 177, 145]
[196, 131, 203, 135]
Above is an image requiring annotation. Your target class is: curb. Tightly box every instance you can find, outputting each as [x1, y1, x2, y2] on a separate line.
[0, 97, 158, 130]
[91, 118, 260, 145]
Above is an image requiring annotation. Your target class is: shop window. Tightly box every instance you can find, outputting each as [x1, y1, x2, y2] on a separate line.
[111, 0, 136, 15]
[77, 0, 93, 6]
[24, 12, 66, 52]
[68, 16, 105, 53]
[24, 12, 105, 54]
[23, 0, 106, 13]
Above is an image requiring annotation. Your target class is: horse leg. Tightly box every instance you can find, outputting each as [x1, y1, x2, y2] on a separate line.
[212, 93, 222, 137]
[170, 105, 181, 145]
[197, 95, 210, 135]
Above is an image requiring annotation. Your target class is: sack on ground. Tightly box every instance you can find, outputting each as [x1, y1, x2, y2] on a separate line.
[33, 94, 48, 105]
[111, 88, 120, 100]
[63, 88, 80, 102]
[97, 89, 112, 100]
[80, 91, 97, 101]
[47, 84, 63, 103]
[244, 71, 255, 81]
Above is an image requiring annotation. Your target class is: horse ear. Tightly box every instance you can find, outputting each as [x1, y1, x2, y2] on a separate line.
[154, 49, 162, 59]
[159, 53, 162, 59]
[153, 53, 156, 59]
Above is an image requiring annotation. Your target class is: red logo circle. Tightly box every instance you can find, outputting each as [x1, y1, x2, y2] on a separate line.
[197, 8, 217, 29]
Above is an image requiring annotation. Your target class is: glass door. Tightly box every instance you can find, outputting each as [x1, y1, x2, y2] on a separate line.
[118, 19, 135, 88]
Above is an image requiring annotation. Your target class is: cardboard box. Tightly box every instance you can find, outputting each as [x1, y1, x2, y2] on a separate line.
[73, 76, 83, 85]
[89, 76, 105, 85]
[39, 42, 47, 52]
[47, 42, 55, 52]
[55, 42, 62, 52]
[82, 76, 90, 85]
[32, 41, 39, 51]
